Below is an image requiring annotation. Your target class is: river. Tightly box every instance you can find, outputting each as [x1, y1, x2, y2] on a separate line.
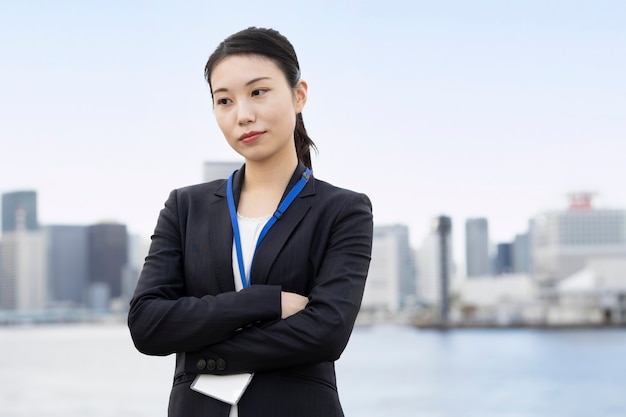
[1, 323, 624, 416]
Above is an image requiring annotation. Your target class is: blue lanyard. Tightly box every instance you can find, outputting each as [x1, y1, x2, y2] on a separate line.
[227, 167, 311, 289]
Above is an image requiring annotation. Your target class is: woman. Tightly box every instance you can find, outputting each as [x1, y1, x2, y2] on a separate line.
[128, 27, 373, 417]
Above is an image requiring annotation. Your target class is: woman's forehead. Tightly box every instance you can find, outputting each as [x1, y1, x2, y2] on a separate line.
[211, 55, 282, 87]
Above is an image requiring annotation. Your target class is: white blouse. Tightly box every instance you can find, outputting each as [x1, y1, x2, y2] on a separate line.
[229, 213, 270, 417]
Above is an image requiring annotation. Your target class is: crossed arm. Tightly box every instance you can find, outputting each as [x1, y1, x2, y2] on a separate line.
[128, 189, 373, 373]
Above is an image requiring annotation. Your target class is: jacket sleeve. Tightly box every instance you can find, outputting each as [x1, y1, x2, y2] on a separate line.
[184, 192, 373, 374]
[127, 189, 282, 356]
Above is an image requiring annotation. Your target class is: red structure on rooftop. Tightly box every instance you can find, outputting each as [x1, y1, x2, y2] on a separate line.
[568, 192, 595, 210]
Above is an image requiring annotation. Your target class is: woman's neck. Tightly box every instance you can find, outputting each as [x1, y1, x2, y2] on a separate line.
[243, 154, 298, 191]
[237, 155, 299, 218]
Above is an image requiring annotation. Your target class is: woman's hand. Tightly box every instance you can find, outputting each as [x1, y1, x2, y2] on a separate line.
[280, 291, 308, 319]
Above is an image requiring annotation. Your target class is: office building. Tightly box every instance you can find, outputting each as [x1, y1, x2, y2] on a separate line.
[2, 190, 38, 233]
[0, 229, 47, 311]
[0, 192, 46, 311]
[465, 218, 490, 277]
[362, 224, 416, 313]
[512, 232, 531, 273]
[531, 193, 626, 283]
[203, 161, 243, 182]
[45, 225, 89, 307]
[87, 223, 128, 308]
[121, 233, 151, 310]
[494, 242, 513, 275]
[418, 216, 454, 317]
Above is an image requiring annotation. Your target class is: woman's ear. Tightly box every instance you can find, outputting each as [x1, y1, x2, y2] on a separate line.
[294, 79, 308, 113]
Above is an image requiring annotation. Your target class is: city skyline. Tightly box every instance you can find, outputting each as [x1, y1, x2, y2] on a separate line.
[1, 1, 624, 257]
[2, 186, 625, 325]
[1, 184, 621, 265]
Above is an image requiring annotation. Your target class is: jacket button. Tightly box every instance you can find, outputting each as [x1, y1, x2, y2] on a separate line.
[196, 359, 206, 370]
[217, 358, 226, 371]
[207, 359, 216, 371]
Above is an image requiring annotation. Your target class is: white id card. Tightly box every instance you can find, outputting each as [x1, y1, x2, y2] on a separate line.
[190, 373, 254, 405]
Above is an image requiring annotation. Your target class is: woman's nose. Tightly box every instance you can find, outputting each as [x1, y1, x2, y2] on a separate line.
[236, 100, 255, 126]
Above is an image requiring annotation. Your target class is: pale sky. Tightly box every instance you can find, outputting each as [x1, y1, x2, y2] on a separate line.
[1, 1, 624, 266]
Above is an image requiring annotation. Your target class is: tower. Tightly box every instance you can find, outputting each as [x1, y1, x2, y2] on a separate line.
[87, 223, 128, 308]
[465, 218, 490, 277]
[2, 191, 38, 233]
[46, 225, 89, 307]
[419, 215, 453, 321]
[0, 191, 46, 311]
[435, 216, 452, 322]
[362, 224, 416, 314]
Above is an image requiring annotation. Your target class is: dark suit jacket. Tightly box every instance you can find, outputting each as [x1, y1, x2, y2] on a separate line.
[128, 163, 373, 417]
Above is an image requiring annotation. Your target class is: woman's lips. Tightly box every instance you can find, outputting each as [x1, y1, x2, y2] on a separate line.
[239, 131, 265, 143]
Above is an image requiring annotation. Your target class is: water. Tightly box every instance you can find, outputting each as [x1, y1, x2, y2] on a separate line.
[1, 323, 625, 417]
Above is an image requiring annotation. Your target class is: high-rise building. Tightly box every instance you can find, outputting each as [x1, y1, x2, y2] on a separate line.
[2, 190, 38, 233]
[0, 229, 47, 311]
[203, 161, 243, 182]
[362, 224, 416, 313]
[494, 242, 513, 275]
[512, 232, 531, 273]
[465, 218, 490, 277]
[122, 233, 150, 310]
[531, 193, 626, 283]
[0, 191, 46, 311]
[45, 225, 89, 307]
[87, 223, 128, 307]
[419, 216, 454, 316]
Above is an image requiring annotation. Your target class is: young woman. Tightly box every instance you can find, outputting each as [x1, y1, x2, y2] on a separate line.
[128, 27, 373, 417]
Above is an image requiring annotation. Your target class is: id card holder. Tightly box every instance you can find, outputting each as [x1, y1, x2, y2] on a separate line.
[190, 373, 254, 405]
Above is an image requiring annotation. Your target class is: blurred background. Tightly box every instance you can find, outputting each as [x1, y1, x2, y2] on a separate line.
[1, 1, 625, 416]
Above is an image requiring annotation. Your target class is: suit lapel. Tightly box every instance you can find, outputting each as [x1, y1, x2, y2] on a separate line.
[250, 163, 315, 286]
[207, 167, 245, 293]
[216, 162, 316, 288]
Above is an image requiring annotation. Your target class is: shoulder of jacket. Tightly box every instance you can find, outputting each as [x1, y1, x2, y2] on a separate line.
[313, 178, 368, 199]
[165, 180, 226, 208]
[176, 179, 225, 195]
[312, 179, 372, 213]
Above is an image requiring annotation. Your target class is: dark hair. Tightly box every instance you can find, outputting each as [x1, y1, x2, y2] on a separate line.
[205, 27, 317, 170]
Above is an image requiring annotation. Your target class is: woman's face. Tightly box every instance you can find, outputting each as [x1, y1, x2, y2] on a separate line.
[210, 54, 307, 165]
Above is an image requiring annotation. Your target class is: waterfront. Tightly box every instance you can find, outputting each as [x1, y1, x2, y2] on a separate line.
[1, 324, 625, 416]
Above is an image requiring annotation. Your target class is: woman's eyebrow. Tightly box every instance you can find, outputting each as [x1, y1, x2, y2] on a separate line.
[246, 76, 271, 86]
[212, 77, 272, 95]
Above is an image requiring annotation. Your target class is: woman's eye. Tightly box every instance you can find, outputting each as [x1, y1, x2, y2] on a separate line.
[252, 89, 267, 97]
[215, 97, 231, 106]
